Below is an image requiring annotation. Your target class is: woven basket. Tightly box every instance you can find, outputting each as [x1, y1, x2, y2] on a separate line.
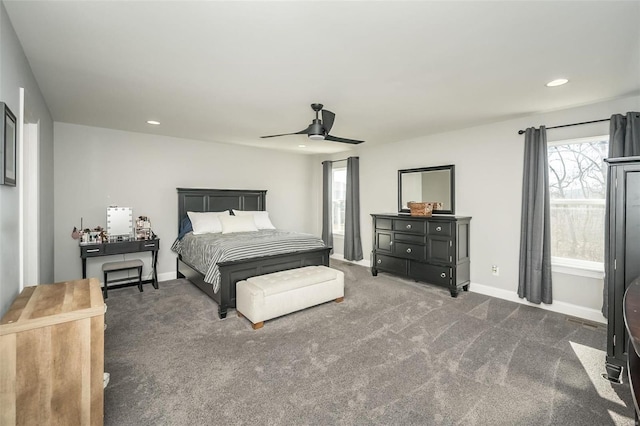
[430, 202, 444, 211]
[407, 202, 433, 217]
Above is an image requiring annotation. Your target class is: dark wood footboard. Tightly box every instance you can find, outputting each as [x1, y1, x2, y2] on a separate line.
[178, 246, 331, 318]
[175, 188, 331, 319]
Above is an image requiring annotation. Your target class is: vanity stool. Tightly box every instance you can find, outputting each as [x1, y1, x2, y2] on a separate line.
[102, 259, 144, 298]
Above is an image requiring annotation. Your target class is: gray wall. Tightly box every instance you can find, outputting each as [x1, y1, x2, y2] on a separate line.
[0, 2, 54, 317]
[53, 123, 317, 283]
[316, 94, 640, 321]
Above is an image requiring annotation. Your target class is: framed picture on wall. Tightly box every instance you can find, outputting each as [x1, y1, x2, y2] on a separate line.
[1, 102, 17, 186]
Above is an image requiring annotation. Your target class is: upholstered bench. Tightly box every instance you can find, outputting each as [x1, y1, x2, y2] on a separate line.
[102, 259, 144, 299]
[236, 265, 344, 329]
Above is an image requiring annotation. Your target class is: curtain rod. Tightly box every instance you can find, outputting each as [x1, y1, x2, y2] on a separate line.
[323, 156, 359, 163]
[517, 118, 610, 135]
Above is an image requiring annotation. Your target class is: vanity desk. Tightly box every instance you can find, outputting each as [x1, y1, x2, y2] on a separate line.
[80, 238, 160, 288]
[371, 214, 471, 297]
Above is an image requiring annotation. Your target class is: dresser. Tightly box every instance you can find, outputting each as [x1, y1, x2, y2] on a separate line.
[604, 156, 640, 382]
[371, 214, 471, 297]
[0, 279, 105, 426]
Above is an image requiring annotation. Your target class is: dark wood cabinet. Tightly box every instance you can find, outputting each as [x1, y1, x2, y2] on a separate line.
[371, 214, 471, 297]
[604, 157, 640, 382]
[623, 277, 640, 420]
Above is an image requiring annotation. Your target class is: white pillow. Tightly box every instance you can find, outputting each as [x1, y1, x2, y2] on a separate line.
[232, 210, 276, 230]
[187, 211, 230, 234]
[219, 214, 259, 234]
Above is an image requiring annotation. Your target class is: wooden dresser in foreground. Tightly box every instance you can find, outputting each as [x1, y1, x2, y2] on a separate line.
[0, 278, 105, 426]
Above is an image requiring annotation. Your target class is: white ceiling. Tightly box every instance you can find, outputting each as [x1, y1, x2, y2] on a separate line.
[4, 1, 640, 154]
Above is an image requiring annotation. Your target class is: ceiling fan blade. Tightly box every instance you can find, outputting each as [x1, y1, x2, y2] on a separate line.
[260, 125, 312, 139]
[260, 133, 299, 139]
[321, 109, 335, 134]
[325, 134, 364, 144]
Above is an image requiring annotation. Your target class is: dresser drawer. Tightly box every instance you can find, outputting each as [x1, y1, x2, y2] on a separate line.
[394, 242, 426, 261]
[393, 219, 426, 234]
[375, 218, 393, 230]
[104, 240, 139, 255]
[393, 233, 424, 244]
[427, 221, 452, 236]
[375, 254, 407, 275]
[139, 239, 160, 251]
[80, 245, 104, 257]
[409, 262, 451, 287]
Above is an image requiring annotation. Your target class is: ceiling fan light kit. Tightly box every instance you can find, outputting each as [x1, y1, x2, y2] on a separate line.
[261, 103, 364, 145]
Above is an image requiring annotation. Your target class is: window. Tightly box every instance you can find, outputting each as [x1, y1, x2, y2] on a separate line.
[547, 135, 608, 269]
[332, 165, 347, 235]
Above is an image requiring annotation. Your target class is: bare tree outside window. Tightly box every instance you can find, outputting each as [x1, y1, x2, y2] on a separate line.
[547, 137, 608, 263]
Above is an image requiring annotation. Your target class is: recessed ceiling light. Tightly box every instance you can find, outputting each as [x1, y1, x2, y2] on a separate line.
[298, 144, 306, 148]
[146, 120, 160, 125]
[546, 78, 569, 87]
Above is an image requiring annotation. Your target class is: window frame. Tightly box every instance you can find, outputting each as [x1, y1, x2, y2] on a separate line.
[547, 134, 608, 277]
[331, 162, 347, 237]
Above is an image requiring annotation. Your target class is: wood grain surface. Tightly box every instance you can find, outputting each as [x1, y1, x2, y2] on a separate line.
[0, 279, 104, 426]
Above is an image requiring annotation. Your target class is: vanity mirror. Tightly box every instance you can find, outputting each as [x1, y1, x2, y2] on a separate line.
[398, 165, 455, 215]
[106, 207, 134, 241]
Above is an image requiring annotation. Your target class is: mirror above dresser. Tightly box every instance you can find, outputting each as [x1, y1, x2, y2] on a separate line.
[398, 165, 455, 215]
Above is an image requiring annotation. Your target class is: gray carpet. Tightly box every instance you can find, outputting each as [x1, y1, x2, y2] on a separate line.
[104, 260, 635, 425]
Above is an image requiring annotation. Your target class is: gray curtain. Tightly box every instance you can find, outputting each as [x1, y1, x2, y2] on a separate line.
[602, 112, 640, 317]
[321, 161, 333, 253]
[344, 157, 363, 261]
[518, 126, 553, 304]
[609, 112, 640, 157]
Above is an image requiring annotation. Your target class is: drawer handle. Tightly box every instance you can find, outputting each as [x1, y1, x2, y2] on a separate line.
[406, 248, 412, 253]
[436, 226, 442, 232]
[440, 272, 446, 278]
[406, 224, 412, 229]
[144, 244, 155, 248]
[86, 248, 100, 253]
[377, 259, 382, 264]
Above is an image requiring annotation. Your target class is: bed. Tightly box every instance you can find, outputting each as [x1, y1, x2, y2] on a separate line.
[174, 188, 331, 319]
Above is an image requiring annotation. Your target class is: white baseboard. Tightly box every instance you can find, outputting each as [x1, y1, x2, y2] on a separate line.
[468, 281, 606, 324]
[157, 271, 177, 283]
[329, 256, 605, 324]
[330, 254, 371, 268]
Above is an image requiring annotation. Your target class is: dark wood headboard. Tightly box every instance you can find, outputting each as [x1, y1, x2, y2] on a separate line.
[177, 188, 267, 229]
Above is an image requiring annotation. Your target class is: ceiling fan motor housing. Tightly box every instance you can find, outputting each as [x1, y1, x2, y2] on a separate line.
[308, 119, 325, 139]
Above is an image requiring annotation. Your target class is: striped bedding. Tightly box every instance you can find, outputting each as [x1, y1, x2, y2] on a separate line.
[171, 230, 327, 293]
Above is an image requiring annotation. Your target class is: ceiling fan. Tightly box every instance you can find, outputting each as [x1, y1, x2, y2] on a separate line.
[260, 103, 364, 144]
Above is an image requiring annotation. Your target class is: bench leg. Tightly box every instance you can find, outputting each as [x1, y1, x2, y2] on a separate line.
[252, 321, 264, 330]
[335, 297, 344, 303]
[137, 266, 143, 292]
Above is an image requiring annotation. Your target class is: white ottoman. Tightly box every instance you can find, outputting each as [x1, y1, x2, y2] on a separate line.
[236, 265, 344, 329]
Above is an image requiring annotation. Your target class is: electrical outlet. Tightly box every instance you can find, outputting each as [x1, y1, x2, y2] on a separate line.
[491, 265, 499, 276]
